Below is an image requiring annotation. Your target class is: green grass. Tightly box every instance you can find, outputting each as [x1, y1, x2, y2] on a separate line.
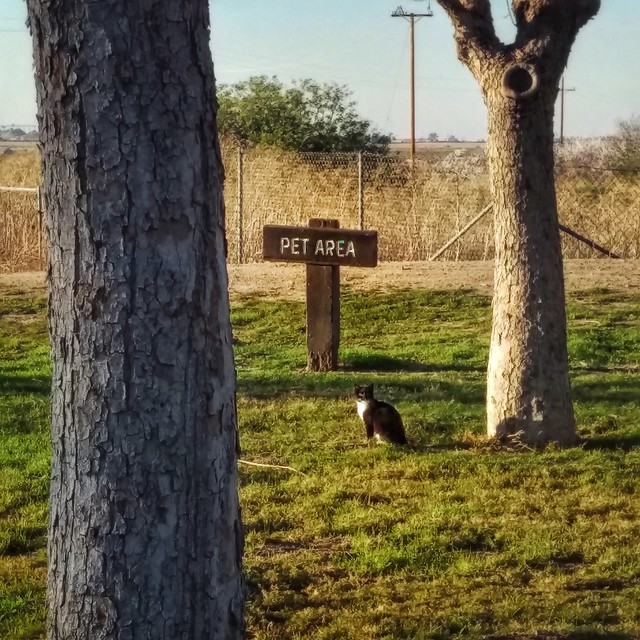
[1, 285, 640, 639]
[0, 290, 49, 640]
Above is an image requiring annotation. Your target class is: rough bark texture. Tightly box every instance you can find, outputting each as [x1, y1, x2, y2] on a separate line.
[436, 0, 600, 445]
[27, 1, 244, 638]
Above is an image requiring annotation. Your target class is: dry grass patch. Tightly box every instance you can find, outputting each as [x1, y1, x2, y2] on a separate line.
[0, 150, 42, 273]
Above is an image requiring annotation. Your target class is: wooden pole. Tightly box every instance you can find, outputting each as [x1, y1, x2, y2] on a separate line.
[558, 76, 575, 145]
[237, 145, 244, 264]
[409, 15, 416, 167]
[429, 202, 621, 261]
[429, 203, 493, 261]
[558, 223, 621, 259]
[560, 76, 565, 145]
[358, 151, 364, 230]
[391, 8, 432, 166]
[37, 186, 44, 270]
[306, 219, 340, 371]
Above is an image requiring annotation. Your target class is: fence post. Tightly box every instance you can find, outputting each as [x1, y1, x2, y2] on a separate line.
[357, 151, 364, 230]
[306, 218, 340, 371]
[37, 186, 44, 270]
[237, 145, 244, 264]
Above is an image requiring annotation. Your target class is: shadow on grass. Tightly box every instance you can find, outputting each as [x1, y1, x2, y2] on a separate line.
[0, 373, 50, 395]
[341, 352, 484, 374]
[572, 375, 640, 403]
[411, 441, 474, 453]
[487, 634, 634, 640]
[580, 435, 640, 451]
[1, 525, 47, 556]
[237, 372, 485, 405]
[573, 364, 640, 374]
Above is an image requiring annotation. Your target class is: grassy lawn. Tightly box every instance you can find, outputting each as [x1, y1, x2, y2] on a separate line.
[1, 284, 639, 639]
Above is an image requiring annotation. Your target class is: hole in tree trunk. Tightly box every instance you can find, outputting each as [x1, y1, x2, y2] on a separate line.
[502, 64, 539, 100]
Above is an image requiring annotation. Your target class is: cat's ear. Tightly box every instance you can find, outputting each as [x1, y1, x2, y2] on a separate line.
[354, 385, 360, 393]
[366, 384, 374, 393]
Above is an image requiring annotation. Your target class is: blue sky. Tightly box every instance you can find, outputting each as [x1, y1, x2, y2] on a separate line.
[1, 0, 638, 141]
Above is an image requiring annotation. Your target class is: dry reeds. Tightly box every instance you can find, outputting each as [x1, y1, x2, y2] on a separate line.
[0, 149, 43, 273]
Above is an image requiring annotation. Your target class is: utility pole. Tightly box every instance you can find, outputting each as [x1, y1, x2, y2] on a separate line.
[391, 5, 433, 166]
[559, 76, 575, 145]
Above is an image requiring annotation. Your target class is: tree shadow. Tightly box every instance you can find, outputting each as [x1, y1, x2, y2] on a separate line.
[341, 352, 484, 374]
[0, 373, 50, 395]
[487, 633, 634, 640]
[236, 372, 485, 406]
[580, 435, 640, 451]
[573, 364, 640, 374]
[572, 375, 640, 403]
[410, 440, 474, 453]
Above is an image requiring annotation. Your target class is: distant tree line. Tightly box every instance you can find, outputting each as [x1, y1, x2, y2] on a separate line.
[217, 75, 391, 153]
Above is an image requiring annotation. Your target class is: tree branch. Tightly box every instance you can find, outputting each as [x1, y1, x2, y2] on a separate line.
[437, 0, 493, 21]
[435, 0, 503, 73]
[512, 0, 600, 31]
[507, 0, 601, 89]
[437, 0, 601, 97]
[512, 0, 601, 57]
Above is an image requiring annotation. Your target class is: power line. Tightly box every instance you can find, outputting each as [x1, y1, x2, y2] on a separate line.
[383, 29, 408, 133]
[504, 0, 516, 26]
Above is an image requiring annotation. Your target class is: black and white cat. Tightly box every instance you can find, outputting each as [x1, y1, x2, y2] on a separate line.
[355, 384, 408, 445]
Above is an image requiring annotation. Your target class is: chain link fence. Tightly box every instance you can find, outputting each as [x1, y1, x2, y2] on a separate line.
[555, 162, 640, 259]
[224, 142, 640, 263]
[224, 143, 493, 263]
[1, 144, 639, 271]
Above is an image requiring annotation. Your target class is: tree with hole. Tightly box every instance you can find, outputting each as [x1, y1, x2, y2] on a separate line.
[27, 1, 244, 637]
[435, 0, 600, 446]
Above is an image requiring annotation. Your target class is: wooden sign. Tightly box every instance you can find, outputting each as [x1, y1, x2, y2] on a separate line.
[263, 224, 378, 267]
[262, 219, 378, 371]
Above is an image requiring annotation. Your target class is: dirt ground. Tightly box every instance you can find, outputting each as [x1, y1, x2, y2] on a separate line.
[1, 260, 639, 300]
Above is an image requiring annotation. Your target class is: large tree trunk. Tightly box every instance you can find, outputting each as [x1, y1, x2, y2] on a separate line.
[436, 0, 600, 446]
[27, 2, 244, 638]
[484, 79, 575, 444]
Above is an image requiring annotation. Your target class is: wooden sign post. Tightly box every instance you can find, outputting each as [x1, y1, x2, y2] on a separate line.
[263, 219, 378, 371]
